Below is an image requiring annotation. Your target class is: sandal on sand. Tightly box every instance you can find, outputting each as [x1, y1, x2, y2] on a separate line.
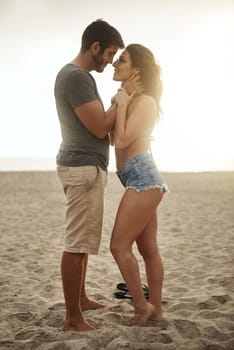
[116, 282, 149, 294]
[114, 290, 149, 300]
[114, 291, 133, 299]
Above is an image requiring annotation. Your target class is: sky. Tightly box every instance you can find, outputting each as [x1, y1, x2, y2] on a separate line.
[0, 0, 234, 172]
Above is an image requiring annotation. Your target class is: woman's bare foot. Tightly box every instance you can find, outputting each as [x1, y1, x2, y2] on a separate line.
[133, 302, 155, 326]
[64, 318, 95, 332]
[150, 309, 164, 322]
[81, 298, 105, 311]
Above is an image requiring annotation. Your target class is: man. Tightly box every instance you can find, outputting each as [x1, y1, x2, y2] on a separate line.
[54, 19, 127, 332]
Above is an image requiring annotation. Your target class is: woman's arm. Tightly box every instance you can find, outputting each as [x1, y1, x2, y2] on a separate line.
[108, 75, 143, 145]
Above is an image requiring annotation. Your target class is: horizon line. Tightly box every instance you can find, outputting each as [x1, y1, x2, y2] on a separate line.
[0, 156, 234, 173]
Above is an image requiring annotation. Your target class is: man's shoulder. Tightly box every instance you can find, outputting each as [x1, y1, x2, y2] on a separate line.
[55, 65, 95, 92]
[58, 64, 92, 80]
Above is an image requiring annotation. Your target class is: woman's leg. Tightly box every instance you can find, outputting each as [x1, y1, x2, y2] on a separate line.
[110, 188, 162, 325]
[136, 211, 164, 321]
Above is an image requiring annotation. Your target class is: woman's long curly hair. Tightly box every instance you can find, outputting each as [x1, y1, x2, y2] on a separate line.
[126, 44, 162, 119]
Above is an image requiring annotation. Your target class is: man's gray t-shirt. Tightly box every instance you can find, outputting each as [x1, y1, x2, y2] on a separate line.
[54, 64, 109, 170]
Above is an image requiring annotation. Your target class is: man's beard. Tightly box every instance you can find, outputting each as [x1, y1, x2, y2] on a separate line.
[93, 52, 105, 72]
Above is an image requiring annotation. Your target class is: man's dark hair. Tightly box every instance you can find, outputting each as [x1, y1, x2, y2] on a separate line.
[81, 19, 124, 52]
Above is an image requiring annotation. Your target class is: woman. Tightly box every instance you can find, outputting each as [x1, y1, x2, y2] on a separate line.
[110, 44, 168, 326]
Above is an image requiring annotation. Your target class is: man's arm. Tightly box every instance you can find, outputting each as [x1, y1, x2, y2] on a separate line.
[122, 73, 144, 95]
[74, 101, 117, 139]
[73, 73, 142, 139]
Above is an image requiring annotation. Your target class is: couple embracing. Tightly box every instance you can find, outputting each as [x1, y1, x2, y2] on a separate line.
[54, 19, 168, 332]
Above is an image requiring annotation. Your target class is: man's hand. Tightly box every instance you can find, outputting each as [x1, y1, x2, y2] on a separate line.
[122, 73, 144, 96]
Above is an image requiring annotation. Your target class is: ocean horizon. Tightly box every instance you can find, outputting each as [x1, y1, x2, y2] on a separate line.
[0, 156, 234, 173]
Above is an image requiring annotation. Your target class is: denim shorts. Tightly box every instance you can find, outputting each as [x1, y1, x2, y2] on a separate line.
[117, 152, 168, 193]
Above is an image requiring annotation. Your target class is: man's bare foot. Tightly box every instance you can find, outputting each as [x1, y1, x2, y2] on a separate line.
[133, 302, 155, 326]
[81, 298, 105, 311]
[64, 318, 95, 332]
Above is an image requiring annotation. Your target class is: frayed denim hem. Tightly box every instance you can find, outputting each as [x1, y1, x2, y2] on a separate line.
[126, 184, 169, 193]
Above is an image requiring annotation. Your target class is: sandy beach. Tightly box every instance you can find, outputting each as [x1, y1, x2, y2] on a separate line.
[0, 171, 233, 350]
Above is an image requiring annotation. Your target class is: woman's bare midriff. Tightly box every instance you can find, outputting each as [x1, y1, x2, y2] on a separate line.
[115, 137, 150, 169]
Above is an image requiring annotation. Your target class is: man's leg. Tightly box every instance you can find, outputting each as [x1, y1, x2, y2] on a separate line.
[80, 254, 105, 310]
[58, 165, 106, 331]
[61, 251, 95, 331]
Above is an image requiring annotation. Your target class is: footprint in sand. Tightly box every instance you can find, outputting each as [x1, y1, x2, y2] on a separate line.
[198, 294, 232, 310]
[152, 333, 173, 344]
[15, 327, 46, 340]
[6, 312, 34, 322]
[15, 327, 56, 344]
[40, 310, 64, 328]
[173, 319, 201, 339]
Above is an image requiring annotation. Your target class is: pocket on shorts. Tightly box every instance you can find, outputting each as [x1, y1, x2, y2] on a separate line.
[57, 166, 84, 188]
[85, 166, 100, 189]
[57, 165, 69, 174]
[57, 165, 69, 184]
